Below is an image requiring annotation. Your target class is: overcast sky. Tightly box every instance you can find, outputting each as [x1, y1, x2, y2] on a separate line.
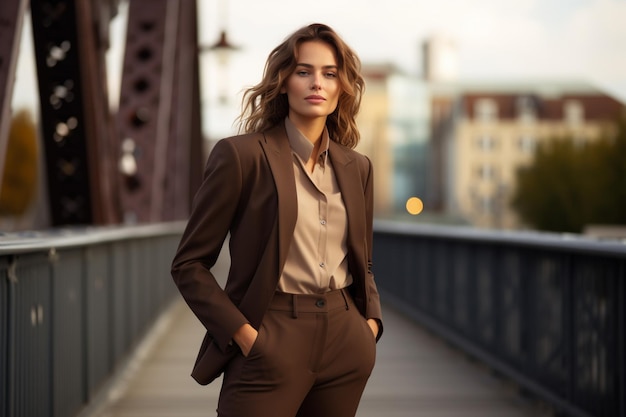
[13, 0, 626, 130]
[195, 0, 626, 102]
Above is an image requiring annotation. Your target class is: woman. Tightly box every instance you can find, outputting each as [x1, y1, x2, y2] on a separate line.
[171, 23, 382, 417]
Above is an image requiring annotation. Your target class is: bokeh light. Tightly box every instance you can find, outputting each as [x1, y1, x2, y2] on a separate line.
[406, 197, 424, 215]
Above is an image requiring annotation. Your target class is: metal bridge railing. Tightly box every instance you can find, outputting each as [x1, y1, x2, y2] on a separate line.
[373, 219, 625, 417]
[0, 222, 184, 417]
[2, 220, 624, 417]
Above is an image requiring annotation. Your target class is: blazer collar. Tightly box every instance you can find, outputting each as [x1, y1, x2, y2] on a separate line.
[260, 124, 297, 273]
[328, 139, 354, 167]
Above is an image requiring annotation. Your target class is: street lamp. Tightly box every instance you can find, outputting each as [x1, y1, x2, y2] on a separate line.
[201, 29, 239, 105]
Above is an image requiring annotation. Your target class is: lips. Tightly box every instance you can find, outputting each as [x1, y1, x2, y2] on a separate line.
[305, 95, 326, 104]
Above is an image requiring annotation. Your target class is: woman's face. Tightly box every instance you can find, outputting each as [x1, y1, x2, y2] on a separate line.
[282, 40, 341, 126]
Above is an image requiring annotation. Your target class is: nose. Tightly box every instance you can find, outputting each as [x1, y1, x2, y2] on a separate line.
[311, 74, 322, 90]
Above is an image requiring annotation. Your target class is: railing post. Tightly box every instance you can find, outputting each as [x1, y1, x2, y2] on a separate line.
[617, 260, 626, 417]
[1, 257, 9, 417]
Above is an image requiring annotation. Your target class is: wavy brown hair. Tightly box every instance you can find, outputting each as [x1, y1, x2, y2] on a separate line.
[237, 23, 365, 148]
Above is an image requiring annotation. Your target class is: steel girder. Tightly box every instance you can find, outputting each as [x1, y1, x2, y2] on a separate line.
[116, 0, 203, 223]
[30, 0, 119, 226]
[0, 0, 28, 192]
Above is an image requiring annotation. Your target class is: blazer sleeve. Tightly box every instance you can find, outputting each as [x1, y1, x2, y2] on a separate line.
[171, 139, 250, 353]
[363, 155, 383, 341]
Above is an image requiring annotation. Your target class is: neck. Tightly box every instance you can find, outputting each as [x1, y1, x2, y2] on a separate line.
[289, 115, 326, 145]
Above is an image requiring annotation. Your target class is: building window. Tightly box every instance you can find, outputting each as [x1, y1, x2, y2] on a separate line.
[518, 135, 536, 153]
[516, 95, 537, 123]
[476, 164, 495, 180]
[476, 134, 496, 150]
[564, 100, 583, 126]
[475, 99, 498, 122]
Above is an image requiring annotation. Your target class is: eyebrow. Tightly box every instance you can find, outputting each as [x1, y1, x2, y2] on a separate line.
[295, 63, 338, 70]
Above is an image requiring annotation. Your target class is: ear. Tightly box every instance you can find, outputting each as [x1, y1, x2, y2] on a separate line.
[280, 85, 286, 94]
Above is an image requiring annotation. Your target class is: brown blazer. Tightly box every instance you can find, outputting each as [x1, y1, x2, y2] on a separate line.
[171, 124, 382, 385]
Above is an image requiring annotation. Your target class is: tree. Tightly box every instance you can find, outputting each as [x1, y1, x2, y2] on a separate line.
[0, 109, 39, 217]
[512, 115, 626, 233]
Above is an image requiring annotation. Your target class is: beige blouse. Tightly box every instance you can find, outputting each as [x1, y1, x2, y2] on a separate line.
[277, 117, 352, 294]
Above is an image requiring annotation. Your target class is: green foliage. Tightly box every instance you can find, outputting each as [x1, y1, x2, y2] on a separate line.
[0, 109, 39, 216]
[512, 115, 626, 233]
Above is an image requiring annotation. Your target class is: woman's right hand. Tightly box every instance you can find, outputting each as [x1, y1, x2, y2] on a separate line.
[233, 323, 258, 357]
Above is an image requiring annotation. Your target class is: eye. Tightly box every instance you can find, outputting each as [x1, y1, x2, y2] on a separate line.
[296, 70, 310, 76]
[325, 72, 337, 78]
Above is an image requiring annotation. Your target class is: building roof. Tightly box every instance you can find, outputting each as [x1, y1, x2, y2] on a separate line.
[427, 78, 626, 103]
[361, 62, 406, 80]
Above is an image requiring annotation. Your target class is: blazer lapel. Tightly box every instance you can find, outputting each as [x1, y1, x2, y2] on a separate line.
[329, 141, 366, 257]
[260, 125, 298, 273]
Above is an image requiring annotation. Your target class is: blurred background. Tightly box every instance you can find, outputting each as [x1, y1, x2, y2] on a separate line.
[2, 0, 626, 234]
[1, 3, 625, 417]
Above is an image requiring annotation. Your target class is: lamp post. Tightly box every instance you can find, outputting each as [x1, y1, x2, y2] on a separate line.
[205, 29, 239, 104]
[197, 0, 242, 144]
[198, 24, 240, 146]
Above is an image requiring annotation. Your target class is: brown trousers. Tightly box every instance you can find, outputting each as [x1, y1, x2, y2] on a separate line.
[216, 288, 377, 417]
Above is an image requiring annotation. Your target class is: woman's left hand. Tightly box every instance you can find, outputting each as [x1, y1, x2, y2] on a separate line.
[366, 319, 379, 339]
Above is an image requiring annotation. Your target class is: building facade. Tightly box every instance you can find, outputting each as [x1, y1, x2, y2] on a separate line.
[358, 63, 431, 218]
[429, 82, 625, 229]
